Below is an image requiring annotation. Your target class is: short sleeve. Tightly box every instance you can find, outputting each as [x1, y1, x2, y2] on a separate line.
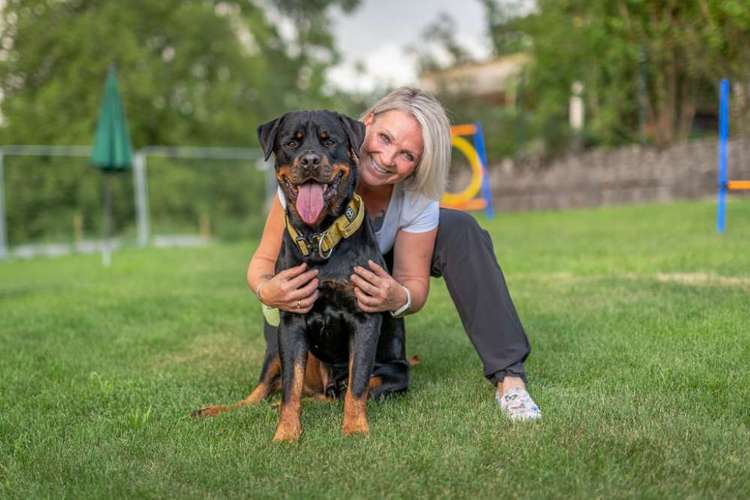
[401, 196, 439, 234]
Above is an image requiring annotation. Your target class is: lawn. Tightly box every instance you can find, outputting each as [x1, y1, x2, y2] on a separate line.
[1, 199, 749, 499]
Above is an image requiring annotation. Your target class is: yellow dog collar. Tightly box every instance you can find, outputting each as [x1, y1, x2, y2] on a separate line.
[285, 194, 365, 259]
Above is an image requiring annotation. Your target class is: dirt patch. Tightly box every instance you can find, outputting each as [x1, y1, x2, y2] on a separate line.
[151, 332, 262, 369]
[654, 272, 750, 289]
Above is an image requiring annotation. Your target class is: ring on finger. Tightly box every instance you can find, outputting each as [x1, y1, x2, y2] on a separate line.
[297, 299, 302, 309]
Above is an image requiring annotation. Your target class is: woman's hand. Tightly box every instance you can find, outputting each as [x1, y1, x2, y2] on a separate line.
[257, 263, 319, 313]
[351, 260, 409, 313]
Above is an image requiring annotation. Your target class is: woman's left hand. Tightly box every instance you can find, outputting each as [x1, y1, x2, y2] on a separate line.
[351, 260, 408, 313]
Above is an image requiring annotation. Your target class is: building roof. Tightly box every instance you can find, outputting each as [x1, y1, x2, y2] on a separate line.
[420, 53, 530, 99]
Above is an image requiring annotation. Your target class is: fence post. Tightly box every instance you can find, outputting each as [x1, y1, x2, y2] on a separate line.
[717, 78, 729, 234]
[473, 121, 495, 218]
[133, 151, 150, 247]
[0, 150, 7, 259]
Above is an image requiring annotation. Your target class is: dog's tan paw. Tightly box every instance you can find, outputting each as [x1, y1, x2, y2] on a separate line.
[342, 419, 369, 437]
[272, 422, 302, 442]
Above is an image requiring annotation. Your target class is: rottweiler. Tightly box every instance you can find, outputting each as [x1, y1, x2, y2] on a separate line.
[193, 110, 411, 442]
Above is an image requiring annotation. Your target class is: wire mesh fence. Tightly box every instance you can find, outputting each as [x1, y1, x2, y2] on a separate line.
[145, 154, 267, 241]
[0, 146, 271, 259]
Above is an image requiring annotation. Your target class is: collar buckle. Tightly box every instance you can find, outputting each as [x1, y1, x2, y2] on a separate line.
[317, 233, 334, 259]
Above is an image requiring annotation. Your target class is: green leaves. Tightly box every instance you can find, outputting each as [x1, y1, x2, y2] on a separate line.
[0, 0, 361, 244]
[484, 0, 750, 149]
[0, 0, 360, 147]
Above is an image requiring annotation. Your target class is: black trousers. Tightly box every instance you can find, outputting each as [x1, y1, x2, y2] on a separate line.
[426, 208, 530, 384]
[262, 208, 531, 386]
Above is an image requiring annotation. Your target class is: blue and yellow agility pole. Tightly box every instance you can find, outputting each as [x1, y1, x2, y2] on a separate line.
[717, 78, 750, 233]
[441, 122, 495, 218]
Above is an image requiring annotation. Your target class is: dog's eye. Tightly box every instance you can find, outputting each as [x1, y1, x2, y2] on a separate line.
[286, 140, 298, 148]
[324, 138, 336, 147]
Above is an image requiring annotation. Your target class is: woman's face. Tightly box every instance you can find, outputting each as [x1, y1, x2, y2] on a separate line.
[359, 110, 423, 188]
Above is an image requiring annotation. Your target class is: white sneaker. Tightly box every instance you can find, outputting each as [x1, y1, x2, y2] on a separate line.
[496, 387, 542, 421]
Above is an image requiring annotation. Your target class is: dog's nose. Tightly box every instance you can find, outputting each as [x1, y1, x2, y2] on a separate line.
[300, 153, 321, 169]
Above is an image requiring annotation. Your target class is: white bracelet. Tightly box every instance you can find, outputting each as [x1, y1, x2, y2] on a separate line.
[390, 285, 411, 318]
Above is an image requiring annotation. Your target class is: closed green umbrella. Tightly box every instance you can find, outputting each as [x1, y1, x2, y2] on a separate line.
[91, 65, 133, 265]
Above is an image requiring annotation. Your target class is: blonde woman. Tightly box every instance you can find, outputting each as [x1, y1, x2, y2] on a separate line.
[249, 87, 541, 421]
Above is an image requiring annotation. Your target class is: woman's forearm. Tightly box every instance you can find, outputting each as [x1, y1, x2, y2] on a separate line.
[247, 197, 285, 298]
[247, 253, 276, 297]
[391, 229, 437, 315]
[399, 277, 429, 314]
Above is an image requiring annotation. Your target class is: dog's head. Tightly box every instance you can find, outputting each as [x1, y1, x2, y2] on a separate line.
[257, 110, 366, 229]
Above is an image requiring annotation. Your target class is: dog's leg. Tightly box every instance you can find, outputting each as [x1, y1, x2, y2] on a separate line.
[191, 341, 281, 418]
[342, 316, 382, 436]
[368, 313, 411, 401]
[242, 351, 282, 404]
[302, 353, 326, 396]
[273, 320, 309, 442]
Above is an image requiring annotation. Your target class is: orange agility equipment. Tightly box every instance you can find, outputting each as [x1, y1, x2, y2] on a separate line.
[441, 122, 494, 217]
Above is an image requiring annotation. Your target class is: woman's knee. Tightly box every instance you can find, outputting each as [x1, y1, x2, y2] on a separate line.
[432, 208, 493, 276]
[436, 208, 490, 250]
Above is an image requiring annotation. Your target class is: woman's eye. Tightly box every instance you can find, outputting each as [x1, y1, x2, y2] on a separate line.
[379, 133, 390, 144]
[403, 153, 415, 163]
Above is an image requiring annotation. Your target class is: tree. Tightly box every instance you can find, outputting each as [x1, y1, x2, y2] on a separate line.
[484, 0, 750, 148]
[0, 0, 360, 146]
[0, 0, 361, 243]
[480, 0, 530, 55]
[406, 12, 476, 75]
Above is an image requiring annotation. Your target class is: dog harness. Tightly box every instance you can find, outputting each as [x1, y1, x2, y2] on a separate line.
[285, 194, 365, 259]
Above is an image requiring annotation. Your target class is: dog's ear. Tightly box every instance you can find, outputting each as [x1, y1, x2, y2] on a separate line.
[257, 116, 284, 161]
[337, 114, 366, 158]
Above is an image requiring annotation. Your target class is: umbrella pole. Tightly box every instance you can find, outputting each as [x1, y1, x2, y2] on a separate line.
[102, 173, 112, 267]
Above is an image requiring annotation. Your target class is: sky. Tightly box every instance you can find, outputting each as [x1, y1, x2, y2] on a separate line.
[326, 0, 493, 93]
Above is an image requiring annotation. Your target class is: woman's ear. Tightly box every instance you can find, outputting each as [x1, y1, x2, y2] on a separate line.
[362, 112, 374, 127]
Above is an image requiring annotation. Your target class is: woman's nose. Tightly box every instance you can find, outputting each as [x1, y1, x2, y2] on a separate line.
[381, 146, 397, 167]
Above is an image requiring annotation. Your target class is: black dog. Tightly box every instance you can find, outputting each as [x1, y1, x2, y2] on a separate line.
[193, 111, 410, 442]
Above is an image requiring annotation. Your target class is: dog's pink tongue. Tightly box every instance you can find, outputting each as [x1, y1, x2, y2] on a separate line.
[295, 183, 325, 225]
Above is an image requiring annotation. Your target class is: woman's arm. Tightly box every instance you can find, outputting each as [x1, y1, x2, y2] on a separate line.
[248, 197, 319, 313]
[392, 228, 436, 313]
[247, 197, 285, 293]
[351, 228, 436, 314]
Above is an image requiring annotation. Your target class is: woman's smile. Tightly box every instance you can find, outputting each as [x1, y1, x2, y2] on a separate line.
[366, 157, 394, 177]
[359, 109, 423, 188]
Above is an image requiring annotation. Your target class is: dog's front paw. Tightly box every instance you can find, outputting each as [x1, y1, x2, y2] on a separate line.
[342, 417, 369, 436]
[272, 421, 302, 442]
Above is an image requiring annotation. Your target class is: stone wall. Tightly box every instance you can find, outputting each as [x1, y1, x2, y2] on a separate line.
[482, 138, 750, 212]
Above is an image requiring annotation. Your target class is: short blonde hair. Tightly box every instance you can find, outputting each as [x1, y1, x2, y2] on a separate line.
[361, 87, 451, 200]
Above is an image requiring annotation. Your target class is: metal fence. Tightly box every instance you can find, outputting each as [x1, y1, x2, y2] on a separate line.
[0, 145, 271, 259]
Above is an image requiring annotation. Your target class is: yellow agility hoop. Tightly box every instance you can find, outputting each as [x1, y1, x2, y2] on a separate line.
[441, 135, 484, 206]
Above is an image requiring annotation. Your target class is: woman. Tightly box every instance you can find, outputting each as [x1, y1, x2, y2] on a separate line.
[248, 87, 541, 421]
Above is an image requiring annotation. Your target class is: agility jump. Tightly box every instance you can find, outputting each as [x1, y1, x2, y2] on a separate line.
[717, 78, 750, 233]
[441, 122, 495, 218]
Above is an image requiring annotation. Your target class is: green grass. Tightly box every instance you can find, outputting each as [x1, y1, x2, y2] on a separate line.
[1, 199, 749, 499]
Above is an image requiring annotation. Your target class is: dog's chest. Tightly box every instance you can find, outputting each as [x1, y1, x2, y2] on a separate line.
[302, 278, 362, 363]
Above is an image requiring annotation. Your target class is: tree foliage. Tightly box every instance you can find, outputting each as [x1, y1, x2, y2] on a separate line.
[0, 0, 359, 146]
[406, 12, 476, 75]
[0, 0, 360, 244]
[485, 0, 750, 148]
